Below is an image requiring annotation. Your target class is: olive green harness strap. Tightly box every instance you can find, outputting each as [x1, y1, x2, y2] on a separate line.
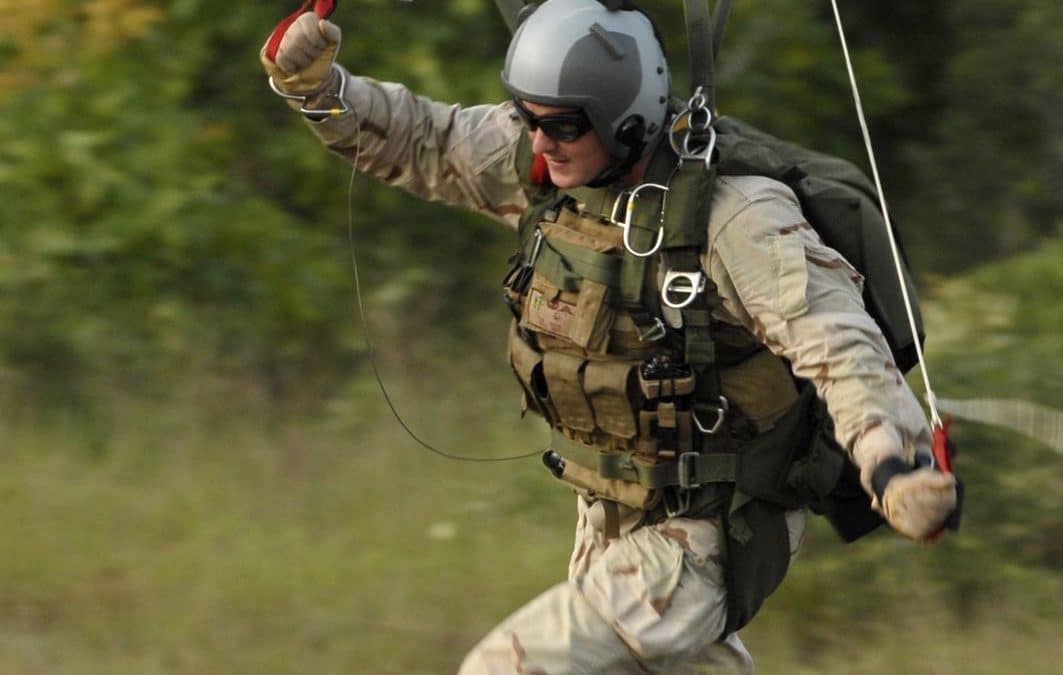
[661, 160, 714, 250]
[550, 429, 738, 489]
[683, 0, 734, 110]
[652, 151, 728, 444]
[564, 185, 621, 222]
[534, 237, 623, 292]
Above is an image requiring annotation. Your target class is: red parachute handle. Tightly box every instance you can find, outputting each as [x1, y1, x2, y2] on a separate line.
[932, 415, 953, 474]
[265, 0, 338, 64]
[926, 414, 963, 541]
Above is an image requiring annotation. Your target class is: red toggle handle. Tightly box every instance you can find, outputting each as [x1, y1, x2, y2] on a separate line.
[932, 415, 953, 474]
[265, 0, 339, 63]
[925, 414, 958, 542]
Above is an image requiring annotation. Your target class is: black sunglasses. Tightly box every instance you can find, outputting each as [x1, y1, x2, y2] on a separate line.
[512, 98, 594, 142]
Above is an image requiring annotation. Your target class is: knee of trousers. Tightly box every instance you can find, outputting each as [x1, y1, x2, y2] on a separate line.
[577, 518, 731, 662]
[457, 580, 641, 675]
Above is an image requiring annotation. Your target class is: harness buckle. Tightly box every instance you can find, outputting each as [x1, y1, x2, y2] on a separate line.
[677, 451, 702, 490]
[683, 126, 717, 169]
[693, 396, 729, 435]
[661, 270, 707, 309]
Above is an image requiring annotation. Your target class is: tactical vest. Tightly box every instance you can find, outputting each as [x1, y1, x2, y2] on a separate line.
[501, 114, 921, 633]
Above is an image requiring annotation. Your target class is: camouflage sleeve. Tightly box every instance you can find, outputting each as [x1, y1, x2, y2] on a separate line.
[295, 65, 530, 229]
[703, 176, 931, 491]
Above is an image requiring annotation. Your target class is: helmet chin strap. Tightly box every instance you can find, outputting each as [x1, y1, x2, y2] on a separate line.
[586, 141, 645, 188]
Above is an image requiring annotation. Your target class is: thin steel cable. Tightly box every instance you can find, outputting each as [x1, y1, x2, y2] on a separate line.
[345, 122, 539, 463]
[829, 0, 942, 427]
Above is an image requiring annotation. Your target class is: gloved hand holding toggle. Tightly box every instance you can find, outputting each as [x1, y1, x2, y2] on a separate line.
[260, 12, 342, 96]
[873, 459, 958, 543]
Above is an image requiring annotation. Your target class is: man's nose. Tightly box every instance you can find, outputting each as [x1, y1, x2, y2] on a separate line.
[530, 128, 557, 155]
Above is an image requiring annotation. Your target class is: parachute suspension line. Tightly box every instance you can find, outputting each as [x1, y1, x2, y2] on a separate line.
[828, 0, 942, 428]
[345, 124, 540, 463]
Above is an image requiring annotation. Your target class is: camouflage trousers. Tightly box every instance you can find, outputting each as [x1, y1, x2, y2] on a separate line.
[459, 497, 807, 674]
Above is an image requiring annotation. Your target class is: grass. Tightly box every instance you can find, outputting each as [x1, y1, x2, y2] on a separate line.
[2, 280, 1062, 674]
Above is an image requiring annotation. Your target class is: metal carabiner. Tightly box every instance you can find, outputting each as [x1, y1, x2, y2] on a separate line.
[269, 63, 351, 120]
[622, 182, 669, 258]
[668, 108, 693, 157]
[668, 86, 718, 168]
[528, 227, 545, 265]
[608, 189, 628, 226]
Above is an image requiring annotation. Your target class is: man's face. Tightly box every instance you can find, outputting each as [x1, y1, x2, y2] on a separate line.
[519, 100, 612, 189]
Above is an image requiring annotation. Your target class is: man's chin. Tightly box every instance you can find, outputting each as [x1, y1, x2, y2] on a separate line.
[547, 169, 584, 189]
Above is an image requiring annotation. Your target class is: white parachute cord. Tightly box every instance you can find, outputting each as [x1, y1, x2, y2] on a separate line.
[828, 0, 942, 428]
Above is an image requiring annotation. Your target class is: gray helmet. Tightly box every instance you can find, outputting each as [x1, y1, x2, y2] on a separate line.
[501, 0, 671, 161]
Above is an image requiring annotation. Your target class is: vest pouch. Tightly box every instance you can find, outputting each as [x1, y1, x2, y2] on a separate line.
[520, 272, 615, 353]
[583, 360, 641, 439]
[733, 385, 819, 510]
[553, 457, 658, 510]
[542, 351, 596, 433]
[801, 401, 884, 542]
[784, 421, 846, 503]
[507, 321, 559, 424]
[719, 349, 799, 433]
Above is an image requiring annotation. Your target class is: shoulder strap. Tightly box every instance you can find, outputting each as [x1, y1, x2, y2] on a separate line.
[683, 0, 734, 108]
[683, 0, 714, 101]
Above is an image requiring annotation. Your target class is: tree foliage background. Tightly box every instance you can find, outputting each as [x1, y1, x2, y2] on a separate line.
[0, 1, 1060, 673]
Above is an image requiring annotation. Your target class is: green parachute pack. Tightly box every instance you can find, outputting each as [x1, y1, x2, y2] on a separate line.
[713, 115, 925, 373]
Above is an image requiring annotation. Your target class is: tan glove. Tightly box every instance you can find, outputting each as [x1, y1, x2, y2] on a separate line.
[878, 467, 958, 542]
[260, 12, 342, 96]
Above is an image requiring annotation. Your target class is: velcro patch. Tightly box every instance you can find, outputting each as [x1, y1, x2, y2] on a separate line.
[523, 287, 577, 340]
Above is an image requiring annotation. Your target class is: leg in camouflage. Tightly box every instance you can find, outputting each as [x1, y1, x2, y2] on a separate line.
[458, 498, 806, 674]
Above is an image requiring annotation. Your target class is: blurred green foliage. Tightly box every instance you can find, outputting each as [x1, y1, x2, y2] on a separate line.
[0, 1, 1060, 672]
[1, 0, 1059, 407]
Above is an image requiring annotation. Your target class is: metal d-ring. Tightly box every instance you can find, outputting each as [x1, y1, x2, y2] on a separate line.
[687, 87, 709, 114]
[622, 182, 669, 258]
[661, 270, 708, 309]
[694, 396, 730, 435]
